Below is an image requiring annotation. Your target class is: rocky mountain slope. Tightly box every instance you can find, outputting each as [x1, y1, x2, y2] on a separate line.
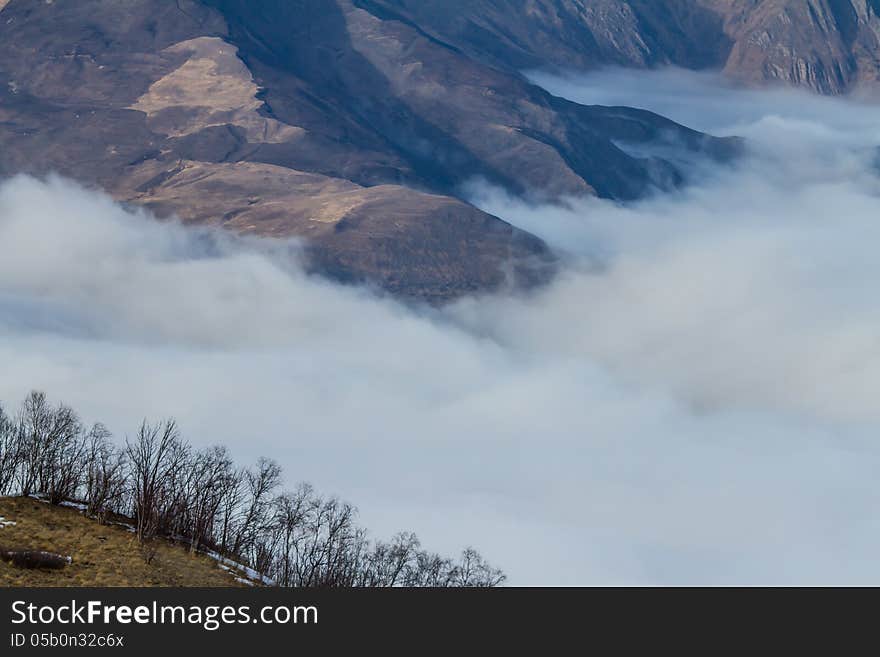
[11, 1, 871, 299]
[376, 0, 880, 95]
[0, 0, 736, 301]
[707, 0, 880, 94]
[358, 0, 732, 73]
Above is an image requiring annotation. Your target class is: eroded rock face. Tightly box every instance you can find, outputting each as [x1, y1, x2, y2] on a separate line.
[709, 0, 880, 94]
[354, 0, 731, 72]
[366, 0, 880, 94]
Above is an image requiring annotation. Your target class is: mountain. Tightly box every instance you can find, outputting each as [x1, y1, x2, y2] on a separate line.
[707, 0, 880, 94]
[356, 0, 731, 72]
[372, 0, 880, 95]
[0, 0, 736, 301]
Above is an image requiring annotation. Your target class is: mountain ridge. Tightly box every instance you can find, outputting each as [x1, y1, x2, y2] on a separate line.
[366, 0, 880, 95]
[0, 0, 738, 300]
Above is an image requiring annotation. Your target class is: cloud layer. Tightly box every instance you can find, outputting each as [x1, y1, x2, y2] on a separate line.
[3, 68, 880, 584]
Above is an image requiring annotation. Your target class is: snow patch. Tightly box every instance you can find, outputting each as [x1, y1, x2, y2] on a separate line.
[204, 549, 275, 586]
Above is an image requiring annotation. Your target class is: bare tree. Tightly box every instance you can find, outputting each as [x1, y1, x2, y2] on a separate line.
[243, 484, 507, 588]
[0, 403, 19, 495]
[84, 424, 127, 522]
[125, 419, 187, 546]
[305, 496, 359, 587]
[13, 391, 87, 504]
[231, 457, 281, 559]
[270, 486, 315, 586]
[15, 391, 54, 496]
[179, 446, 236, 552]
[41, 405, 88, 505]
[359, 532, 421, 587]
[451, 548, 507, 587]
[2, 391, 507, 586]
[216, 466, 244, 555]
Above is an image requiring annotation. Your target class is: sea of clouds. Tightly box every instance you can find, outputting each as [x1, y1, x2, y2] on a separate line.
[3, 68, 880, 584]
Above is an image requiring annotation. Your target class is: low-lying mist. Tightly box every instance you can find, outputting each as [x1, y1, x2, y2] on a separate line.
[3, 68, 880, 584]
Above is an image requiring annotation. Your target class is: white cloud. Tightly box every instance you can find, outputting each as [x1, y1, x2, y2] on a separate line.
[3, 69, 880, 584]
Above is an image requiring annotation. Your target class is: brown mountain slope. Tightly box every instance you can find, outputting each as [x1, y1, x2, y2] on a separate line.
[708, 0, 880, 94]
[0, 0, 735, 300]
[354, 0, 731, 72]
[368, 0, 880, 95]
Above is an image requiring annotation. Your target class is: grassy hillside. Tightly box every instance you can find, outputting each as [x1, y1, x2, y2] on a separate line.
[0, 497, 245, 587]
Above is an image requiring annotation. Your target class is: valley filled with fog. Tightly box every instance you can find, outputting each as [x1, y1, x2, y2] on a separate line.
[3, 69, 880, 584]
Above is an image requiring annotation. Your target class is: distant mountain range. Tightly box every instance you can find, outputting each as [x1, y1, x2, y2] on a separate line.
[377, 1, 880, 95]
[0, 0, 874, 300]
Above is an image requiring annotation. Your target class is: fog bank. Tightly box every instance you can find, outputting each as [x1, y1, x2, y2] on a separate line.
[3, 69, 880, 583]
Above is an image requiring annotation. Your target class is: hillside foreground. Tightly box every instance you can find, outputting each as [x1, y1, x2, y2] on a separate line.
[0, 497, 248, 587]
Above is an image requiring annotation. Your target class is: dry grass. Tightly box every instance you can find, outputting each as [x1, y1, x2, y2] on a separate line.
[0, 497, 245, 587]
[130, 36, 302, 143]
